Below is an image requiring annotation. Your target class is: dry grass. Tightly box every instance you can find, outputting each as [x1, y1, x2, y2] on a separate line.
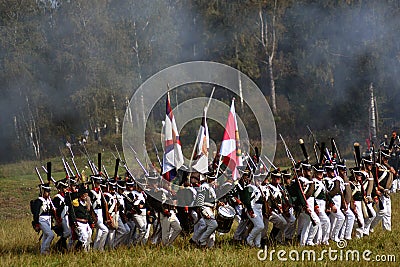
[0, 167, 399, 266]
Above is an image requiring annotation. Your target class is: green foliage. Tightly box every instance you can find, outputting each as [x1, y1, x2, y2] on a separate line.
[1, 0, 400, 163]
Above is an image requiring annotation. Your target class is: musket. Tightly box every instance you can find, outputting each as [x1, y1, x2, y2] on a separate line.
[280, 134, 317, 226]
[263, 155, 277, 170]
[331, 138, 342, 162]
[59, 147, 75, 178]
[44, 162, 62, 227]
[35, 167, 44, 196]
[130, 145, 149, 177]
[114, 158, 120, 179]
[114, 144, 124, 163]
[307, 126, 320, 163]
[98, 153, 102, 174]
[324, 147, 347, 212]
[152, 139, 163, 169]
[299, 138, 309, 163]
[353, 142, 375, 217]
[103, 165, 110, 179]
[371, 142, 385, 210]
[41, 163, 57, 184]
[246, 142, 267, 173]
[61, 157, 72, 178]
[354, 143, 362, 167]
[80, 143, 96, 175]
[66, 143, 81, 181]
[319, 142, 326, 165]
[35, 167, 45, 184]
[389, 132, 397, 151]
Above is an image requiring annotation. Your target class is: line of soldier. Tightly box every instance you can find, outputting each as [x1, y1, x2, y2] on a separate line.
[31, 135, 399, 254]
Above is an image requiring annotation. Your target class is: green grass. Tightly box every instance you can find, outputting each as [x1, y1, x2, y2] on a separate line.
[0, 163, 399, 266]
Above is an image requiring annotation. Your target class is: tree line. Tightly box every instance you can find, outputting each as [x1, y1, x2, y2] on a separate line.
[1, 0, 399, 163]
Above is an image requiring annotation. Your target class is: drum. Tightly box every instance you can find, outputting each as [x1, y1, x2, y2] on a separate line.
[216, 205, 236, 233]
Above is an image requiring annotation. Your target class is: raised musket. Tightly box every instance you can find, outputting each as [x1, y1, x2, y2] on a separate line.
[280, 134, 317, 226]
[299, 138, 309, 163]
[307, 126, 320, 163]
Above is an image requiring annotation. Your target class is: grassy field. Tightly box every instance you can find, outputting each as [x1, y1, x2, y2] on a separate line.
[0, 162, 399, 266]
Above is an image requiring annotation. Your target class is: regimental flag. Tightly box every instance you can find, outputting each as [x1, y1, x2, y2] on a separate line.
[162, 92, 184, 181]
[192, 108, 210, 173]
[219, 98, 243, 180]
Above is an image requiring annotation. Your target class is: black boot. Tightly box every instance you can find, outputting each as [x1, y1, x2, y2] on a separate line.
[75, 241, 83, 251]
[269, 227, 280, 246]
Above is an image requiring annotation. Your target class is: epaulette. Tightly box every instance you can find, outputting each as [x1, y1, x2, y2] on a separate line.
[72, 198, 79, 207]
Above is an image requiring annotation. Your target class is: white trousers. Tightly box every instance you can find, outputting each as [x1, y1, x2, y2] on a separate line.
[315, 199, 331, 244]
[76, 221, 92, 252]
[133, 214, 148, 245]
[39, 216, 54, 254]
[339, 205, 355, 240]
[363, 202, 376, 235]
[329, 195, 345, 242]
[370, 195, 391, 231]
[93, 209, 109, 251]
[160, 211, 182, 246]
[354, 201, 365, 239]
[246, 204, 264, 247]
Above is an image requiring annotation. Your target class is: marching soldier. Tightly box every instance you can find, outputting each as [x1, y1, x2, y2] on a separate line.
[232, 171, 251, 243]
[267, 169, 295, 244]
[361, 156, 377, 235]
[124, 177, 138, 245]
[242, 172, 264, 248]
[297, 162, 319, 246]
[114, 180, 131, 247]
[325, 163, 345, 242]
[349, 168, 368, 239]
[193, 173, 218, 248]
[158, 180, 182, 247]
[312, 164, 331, 245]
[370, 149, 394, 231]
[53, 179, 72, 251]
[31, 183, 55, 254]
[280, 170, 296, 243]
[131, 181, 148, 245]
[89, 175, 109, 251]
[70, 185, 94, 252]
[104, 180, 119, 249]
[337, 161, 355, 241]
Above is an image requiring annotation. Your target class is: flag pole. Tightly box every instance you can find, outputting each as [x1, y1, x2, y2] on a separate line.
[188, 87, 215, 178]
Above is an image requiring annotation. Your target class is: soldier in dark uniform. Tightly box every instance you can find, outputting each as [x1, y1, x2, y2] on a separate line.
[69, 185, 94, 252]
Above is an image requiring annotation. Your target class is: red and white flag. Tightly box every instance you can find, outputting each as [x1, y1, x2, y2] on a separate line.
[162, 92, 184, 179]
[192, 108, 210, 173]
[219, 98, 243, 180]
